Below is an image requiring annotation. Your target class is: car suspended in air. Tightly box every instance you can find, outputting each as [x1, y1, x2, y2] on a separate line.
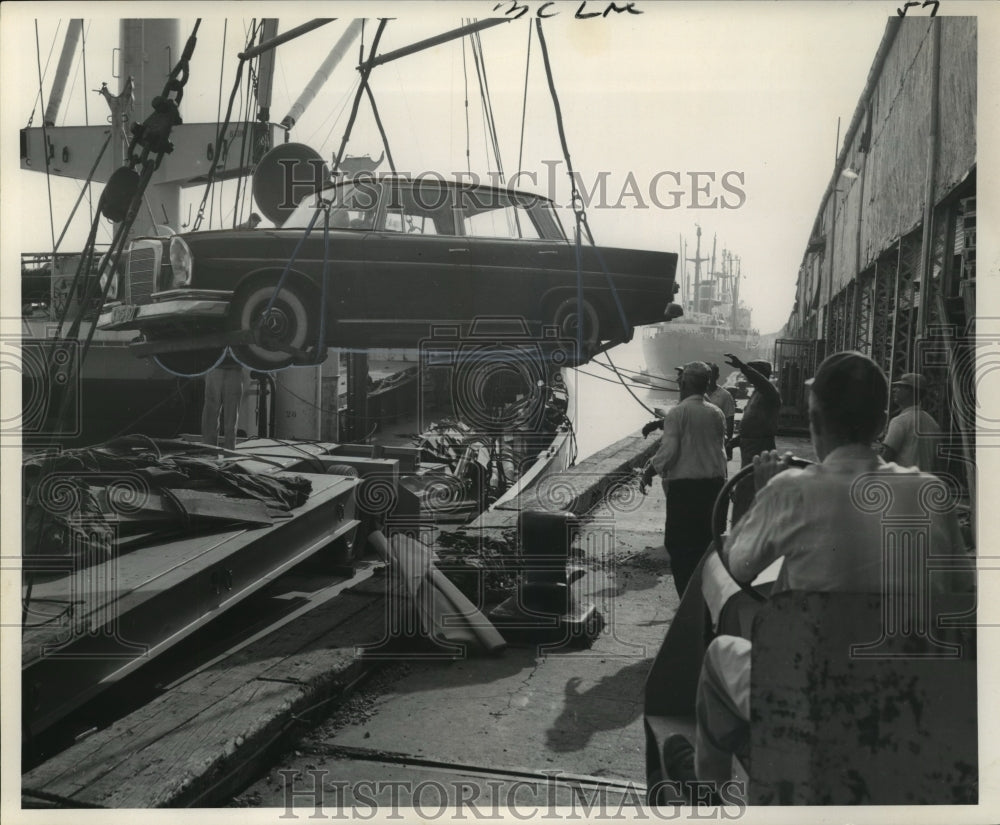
[98, 169, 680, 375]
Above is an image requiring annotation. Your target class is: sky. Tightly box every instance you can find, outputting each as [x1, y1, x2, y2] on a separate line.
[0, 0, 918, 335]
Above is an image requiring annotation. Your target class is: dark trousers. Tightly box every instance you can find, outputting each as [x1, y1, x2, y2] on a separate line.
[731, 435, 777, 526]
[665, 477, 726, 598]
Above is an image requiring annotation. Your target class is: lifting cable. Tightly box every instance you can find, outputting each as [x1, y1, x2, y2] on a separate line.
[81, 20, 95, 224]
[461, 32, 471, 174]
[25, 19, 61, 128]
[35, 20, 58, 252]
[534, 19, 631, 357]
[27, 20, 202, 625]
[516, 21, 533, 178]
[192, 19, 258, 232]
[251, 20, 390, 364]
[467, 23, 504, 181]
[209, 19, 229, 230]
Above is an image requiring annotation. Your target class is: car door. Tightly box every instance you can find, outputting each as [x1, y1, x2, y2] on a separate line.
[356, 180, 472, 347]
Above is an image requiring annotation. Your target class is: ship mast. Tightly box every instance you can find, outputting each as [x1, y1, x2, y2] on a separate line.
[686, 225, 708, 318]
[731, 256, 742, 330]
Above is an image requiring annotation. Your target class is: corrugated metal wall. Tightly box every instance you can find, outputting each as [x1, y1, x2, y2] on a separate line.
[786, 17, 976, 335]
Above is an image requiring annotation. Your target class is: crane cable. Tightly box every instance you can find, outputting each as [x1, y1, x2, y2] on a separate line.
[192, 19, 259, 231]
[516, 21, 533, 178]
[467, 23, 504, 182]
[35, 20, 58, 253]
[27, 20, 203, 625]
[534, 19, 631, 355]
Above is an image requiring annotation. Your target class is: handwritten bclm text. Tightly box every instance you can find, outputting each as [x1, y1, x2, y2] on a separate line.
[492, 1, 643, 20]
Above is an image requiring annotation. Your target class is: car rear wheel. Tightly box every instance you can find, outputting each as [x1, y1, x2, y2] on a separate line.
[551, 297, 600, 355]
[230, 280, 316, 371]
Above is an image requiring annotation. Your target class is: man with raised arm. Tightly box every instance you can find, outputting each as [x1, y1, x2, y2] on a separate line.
[725, 354, 781, 523]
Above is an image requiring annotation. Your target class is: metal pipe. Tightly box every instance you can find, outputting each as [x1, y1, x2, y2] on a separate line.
[361, 17, 509, 70]
[281, 19, 363, 130]
[44, 19, 83, 126]
[238, 19, 335, 60]
[255, 19, 280, 119]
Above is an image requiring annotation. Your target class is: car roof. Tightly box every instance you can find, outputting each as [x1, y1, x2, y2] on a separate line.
[325, 174, 554, 204]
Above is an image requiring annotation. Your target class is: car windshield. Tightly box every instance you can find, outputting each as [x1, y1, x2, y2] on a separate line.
[282, 181, 380, 230]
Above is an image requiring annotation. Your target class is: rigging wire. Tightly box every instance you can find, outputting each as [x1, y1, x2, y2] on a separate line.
[473, 28, 505, 181]
[81, 20, 94, 225]
[311, 75, 360, 150]
[25, 18, 61, 127]
[35, 20, 57, 253]
[467, 24, 504, 182]
[461, 28, 471, 174]
[516, 21, 533, 178]
[210, 19, 229, 230]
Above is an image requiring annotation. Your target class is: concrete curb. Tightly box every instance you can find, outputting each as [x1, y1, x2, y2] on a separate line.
[468, 429, 657, 532]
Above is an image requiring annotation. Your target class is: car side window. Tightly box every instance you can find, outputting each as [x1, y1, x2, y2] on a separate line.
[460, 189, 542, 240]
[381, 183, 457, 236]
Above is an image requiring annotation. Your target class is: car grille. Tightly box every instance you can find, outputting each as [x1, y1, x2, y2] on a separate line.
[125, 244, 159, 305]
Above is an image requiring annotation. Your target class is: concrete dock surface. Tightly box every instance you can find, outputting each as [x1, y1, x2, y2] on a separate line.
[22, 429, 814, 810]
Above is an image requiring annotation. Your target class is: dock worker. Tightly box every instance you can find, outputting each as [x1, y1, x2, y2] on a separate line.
[237, 212, 262, 230]
[706, 363, 736, 460]
[881, 372, 941, 472]
[725, 354, 781, 523]
[202, 351, 248, 451]
[640, 361, 727, 597]
[661, 351, 969, 797]
[640, 364, 734, 449]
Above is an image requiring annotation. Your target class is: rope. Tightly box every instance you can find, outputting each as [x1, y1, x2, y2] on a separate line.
[153, 347, 229, 379]
[597, 351, 662, 415]
[364, 83, 397, 173]
[330, 19, 388, 177]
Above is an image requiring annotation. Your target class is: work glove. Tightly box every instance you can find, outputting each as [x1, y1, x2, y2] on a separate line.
[642, 419, 664, 438]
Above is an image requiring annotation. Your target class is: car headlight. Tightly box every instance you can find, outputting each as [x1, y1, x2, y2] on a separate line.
[169, 236, 193, 287]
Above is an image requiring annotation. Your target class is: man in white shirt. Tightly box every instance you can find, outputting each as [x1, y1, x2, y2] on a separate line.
[640, 361, 727, 597]
[881, 372, 941, 471]
[661, 351, 968, 792]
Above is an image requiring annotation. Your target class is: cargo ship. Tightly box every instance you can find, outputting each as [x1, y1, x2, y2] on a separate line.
[639, 225, 761, 385]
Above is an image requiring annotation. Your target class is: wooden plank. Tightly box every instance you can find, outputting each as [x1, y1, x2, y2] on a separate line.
[22, 473, 352, 663]
[22, 590, 385, 801]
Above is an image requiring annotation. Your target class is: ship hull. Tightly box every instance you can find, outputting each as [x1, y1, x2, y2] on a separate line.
[639, 323, 762, 384]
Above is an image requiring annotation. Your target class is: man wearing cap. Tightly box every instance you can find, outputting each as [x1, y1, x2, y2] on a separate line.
[725, 354, 782, 523]
[640, 361, 727, 597]
[881, 372, 941, 472]
[660, 351, 968, 796]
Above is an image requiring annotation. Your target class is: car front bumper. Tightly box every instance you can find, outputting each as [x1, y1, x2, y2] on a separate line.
[98, 290, 233, 331]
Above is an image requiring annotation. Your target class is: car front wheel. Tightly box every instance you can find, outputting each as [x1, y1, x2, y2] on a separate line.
[230, 280, 316, 371]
